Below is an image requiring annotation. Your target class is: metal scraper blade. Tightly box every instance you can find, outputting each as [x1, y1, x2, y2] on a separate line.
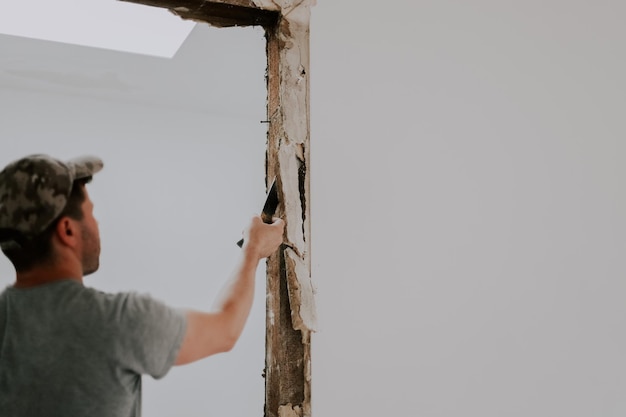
[260, 179, 279, 223]
[237, 178, 278, 247]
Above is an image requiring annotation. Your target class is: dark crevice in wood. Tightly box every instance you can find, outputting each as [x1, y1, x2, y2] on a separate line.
[298, 154, 307, 243]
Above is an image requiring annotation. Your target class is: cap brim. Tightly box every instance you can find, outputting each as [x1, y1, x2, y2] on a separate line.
[67, 156, 104, 180]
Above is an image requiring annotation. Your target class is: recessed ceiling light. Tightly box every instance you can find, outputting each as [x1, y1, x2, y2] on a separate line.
[0, 0, 195, 58]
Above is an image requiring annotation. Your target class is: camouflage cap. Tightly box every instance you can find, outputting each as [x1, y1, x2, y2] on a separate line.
[0, 154, 103, 244]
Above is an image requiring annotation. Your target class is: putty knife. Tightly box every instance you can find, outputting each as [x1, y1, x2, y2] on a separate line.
[237, 178, 279, 247]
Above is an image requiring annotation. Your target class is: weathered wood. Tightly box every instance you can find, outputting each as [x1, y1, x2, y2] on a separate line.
[264, 4, 315, 415]
[265, 246, 306, 417]
[119, 0, 278, 27]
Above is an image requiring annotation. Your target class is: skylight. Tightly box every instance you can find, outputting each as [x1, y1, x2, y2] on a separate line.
[0, 0, 196, 58]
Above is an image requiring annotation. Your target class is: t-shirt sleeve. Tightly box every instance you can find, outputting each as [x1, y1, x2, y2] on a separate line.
[105, 292, 187, 379]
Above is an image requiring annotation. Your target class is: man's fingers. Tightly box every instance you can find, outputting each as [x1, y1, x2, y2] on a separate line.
[271, 218, 284, 227]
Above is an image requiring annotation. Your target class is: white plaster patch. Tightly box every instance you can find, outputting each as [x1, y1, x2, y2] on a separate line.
[280, 64, 308, 144]
[285, 248, 317, 332]
[272, 0, 316, 336]
[277, 9, 311, 145]
[278, 404, 303, 417]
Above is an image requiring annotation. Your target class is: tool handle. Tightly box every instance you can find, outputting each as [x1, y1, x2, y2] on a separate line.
[236, 178, 278, 248]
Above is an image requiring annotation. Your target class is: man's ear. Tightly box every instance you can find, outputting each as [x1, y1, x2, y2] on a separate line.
[54, 217, 78, 248]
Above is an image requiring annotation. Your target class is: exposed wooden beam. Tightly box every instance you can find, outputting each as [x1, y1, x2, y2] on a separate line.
[120, 0, 279, 27]
[264, 5, 316, 413]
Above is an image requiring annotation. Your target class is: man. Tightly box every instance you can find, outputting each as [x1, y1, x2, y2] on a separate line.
[0, 154, 284, 417]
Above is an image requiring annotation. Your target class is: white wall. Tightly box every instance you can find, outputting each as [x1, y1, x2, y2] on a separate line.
[0, 27, 269, 417]
[311, 1, 626, 416]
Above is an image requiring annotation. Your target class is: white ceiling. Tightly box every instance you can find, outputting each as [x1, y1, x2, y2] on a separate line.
[0, 0, 196, 58]
[0, 20, 268, 119]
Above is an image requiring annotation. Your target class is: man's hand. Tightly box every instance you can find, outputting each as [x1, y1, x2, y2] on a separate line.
[242, 216, 284, 260]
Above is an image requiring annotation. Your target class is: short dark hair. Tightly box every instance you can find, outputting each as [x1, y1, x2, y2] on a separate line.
[1, 178, 90, 272]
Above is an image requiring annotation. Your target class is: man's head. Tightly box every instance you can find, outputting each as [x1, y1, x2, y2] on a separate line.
[0, 154, 103, 274]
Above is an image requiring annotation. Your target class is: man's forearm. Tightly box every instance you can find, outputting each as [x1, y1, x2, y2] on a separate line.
[211, 248, 262, 343]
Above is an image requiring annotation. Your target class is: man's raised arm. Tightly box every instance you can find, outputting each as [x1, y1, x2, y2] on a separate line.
[175, 216, 284, 365]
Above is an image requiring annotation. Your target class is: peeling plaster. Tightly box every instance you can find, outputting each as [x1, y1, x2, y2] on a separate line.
[272, 0, 317, 339]
[278, 404, 303, 417]
[277, 12, 311, 146]
[285, 248, 317, 332]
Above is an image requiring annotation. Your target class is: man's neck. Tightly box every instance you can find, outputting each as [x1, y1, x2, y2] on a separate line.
[14, 265, 83, 288]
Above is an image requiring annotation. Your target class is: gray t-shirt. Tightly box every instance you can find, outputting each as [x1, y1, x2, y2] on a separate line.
[0, 280, 187, 417]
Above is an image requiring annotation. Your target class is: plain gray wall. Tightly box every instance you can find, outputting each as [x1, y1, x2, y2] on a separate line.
[311, 1, 626, 416]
